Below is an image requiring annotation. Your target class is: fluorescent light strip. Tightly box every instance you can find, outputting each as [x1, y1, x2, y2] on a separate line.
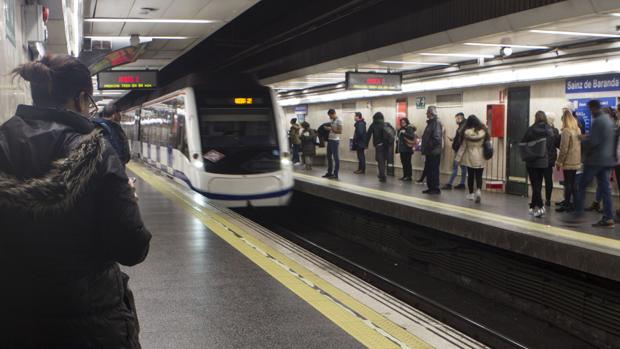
[85, 17, 220, 24]
[463, 42, 550, 49]
[381, 60, 450, 66]
[610, 13, 620, 17]
[277, 56, 620, 107]
[420, 52, 494, 59]
[529, 29, 620, 38]
[85, 35, 193, 40]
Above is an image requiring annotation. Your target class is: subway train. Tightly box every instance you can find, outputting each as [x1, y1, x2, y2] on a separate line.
[120, 76, 294, 207]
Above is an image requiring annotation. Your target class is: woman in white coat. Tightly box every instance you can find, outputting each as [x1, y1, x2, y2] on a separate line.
[455, 115, 488, 203]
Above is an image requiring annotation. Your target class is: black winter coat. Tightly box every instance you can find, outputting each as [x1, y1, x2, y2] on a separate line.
[421, 117, 442, 156]
[521, 121, 554, 169]
[365, 121, 386, 147]
[0, 105, 151, 348]
[353, 120, 367, 149]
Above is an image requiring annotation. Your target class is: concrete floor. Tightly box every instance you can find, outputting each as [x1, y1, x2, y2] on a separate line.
[123, 174, 363, 349]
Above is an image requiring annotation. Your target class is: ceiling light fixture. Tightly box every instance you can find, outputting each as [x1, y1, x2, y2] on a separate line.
[529, 29, 620, 38]
[84, 35, 193, 40]
[84, 17, 221, 24]
[610, 13, 620, 17]
[381, 60, 450, 66]
[464, 42, 550, 49]
[419, 52, 495, 59]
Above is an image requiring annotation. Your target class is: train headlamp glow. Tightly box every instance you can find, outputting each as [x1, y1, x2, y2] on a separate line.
[193, 160, 204, 169]
[234, 97, 253, 105]
[280, 158, 292, 166]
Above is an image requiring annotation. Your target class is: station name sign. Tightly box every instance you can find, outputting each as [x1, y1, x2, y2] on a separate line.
[97, 70, 158, 90]
[346, 72, 402, 91]
[566, 73, 620, 94]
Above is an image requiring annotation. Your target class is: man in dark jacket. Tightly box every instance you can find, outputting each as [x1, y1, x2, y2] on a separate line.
[1, 55, 150, 348]
[574, 100, 616, 228]
[365, 112, 388, 182]
[353, 112, 367, 174]
[443, 112, 467, 189]
[421, 106, 443, 194]
[93, 104, 131, 165]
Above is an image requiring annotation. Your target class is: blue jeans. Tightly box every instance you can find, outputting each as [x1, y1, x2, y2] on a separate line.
[576, 166, 613, 220]
[292, 144, 301, 163]
[447, 160, 467, 186]
[327, 140, 340, 176]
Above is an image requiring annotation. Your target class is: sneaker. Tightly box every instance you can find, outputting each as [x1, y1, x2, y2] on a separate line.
[586, 201, 601, 212]
[556, 200, 566, 207]
[398, 176, 406, 181]
[592, 218, 615, 228]
[442, 184, 453, 190]
[379, 177, 387, 183]
[454, 184, 466, 189]
[402, 177, 412, 182]
[528, 207, 534, 216]
[466, 193, 475, 201]
[423, 189, 441, 195]
[354, 170, 364, 174]
[533, 207, 545, 218]
[556, 205, 572, 213]
[415, 178, 425, 184]
[475, 189, 481, 203]
[322, 173, 333, 178]
[329, 175, 339, 180]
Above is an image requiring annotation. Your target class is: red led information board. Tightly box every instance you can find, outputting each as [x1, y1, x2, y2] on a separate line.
[345, 72, 402, 91]
[97, 70, 158, 90]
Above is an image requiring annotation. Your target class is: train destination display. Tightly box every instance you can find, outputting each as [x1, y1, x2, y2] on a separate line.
[97, 70, 158, 90]
[346, 72, 402, 91]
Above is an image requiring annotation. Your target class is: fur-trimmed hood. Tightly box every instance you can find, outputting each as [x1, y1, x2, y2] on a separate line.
[0, 105, 103, 214]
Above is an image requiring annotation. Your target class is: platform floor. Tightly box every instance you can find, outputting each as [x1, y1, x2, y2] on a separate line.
[298, 166, 620, 238]
[124, 170, 364, 349]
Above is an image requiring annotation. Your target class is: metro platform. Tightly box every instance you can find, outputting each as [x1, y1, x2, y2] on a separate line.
[294, 166, 620, 283]
[124, 162, 483, 349]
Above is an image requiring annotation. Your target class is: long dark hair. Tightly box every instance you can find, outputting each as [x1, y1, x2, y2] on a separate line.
[463, 114, 485, 132]
[12, 54, 92, 108]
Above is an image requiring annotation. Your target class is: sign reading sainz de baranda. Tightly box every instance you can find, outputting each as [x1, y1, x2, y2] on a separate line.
[566, 73, 620, 94]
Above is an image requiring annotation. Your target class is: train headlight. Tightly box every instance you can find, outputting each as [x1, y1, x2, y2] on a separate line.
[193, 160, 204, 169]
[280, 158, 292, 167]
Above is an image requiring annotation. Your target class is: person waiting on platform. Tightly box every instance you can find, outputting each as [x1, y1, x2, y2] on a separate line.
[443, 112, 467, 190]
[421, 106, 443, 194]
[0, 55, 151, 347]
[365, 112, 389, 182]
[544, 116, 560, 207]
[322, 109, 342, 180]
[353, 112, 367, 174]
[93, 104, 131, 165]
[555, 108, 581, 213]
[289, 118, 302, 165]
[455, 115, 488, 203]
[300, 121, 317, 171]
[572, 100, 616, 228]
[583, 107, 616, 214]
[521, 111, 554, 218]
[396, 117, 417, 181]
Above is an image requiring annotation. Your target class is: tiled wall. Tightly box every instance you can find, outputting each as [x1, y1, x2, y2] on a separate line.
[0, 0, 30, 125]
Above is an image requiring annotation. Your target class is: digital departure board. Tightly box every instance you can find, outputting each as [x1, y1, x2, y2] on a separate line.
[97, 70, 158, 90]
[345, 72, 402, 91]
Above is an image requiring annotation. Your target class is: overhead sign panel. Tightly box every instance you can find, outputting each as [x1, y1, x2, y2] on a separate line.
[346, 72, 402, 91]
[566, 73, 620, 93]
[97, 70, 158, 90]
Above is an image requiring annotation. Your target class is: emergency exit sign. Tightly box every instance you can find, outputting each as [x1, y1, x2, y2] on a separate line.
[346, 72, 402, 91]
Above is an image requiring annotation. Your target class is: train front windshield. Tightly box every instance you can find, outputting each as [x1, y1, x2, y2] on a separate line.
[198, 96, 281, 175]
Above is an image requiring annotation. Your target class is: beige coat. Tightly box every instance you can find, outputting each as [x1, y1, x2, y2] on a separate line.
[456, 128, 486, 168]
[556, 128, 581, 170]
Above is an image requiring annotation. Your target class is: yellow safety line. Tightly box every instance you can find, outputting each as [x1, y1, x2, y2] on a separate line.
[128, 162, 431, 349]
[294, 172, 620, 254]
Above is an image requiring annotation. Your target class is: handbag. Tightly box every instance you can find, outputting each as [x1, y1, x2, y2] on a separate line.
[519, 138, 547, 162]
[483, 136, 493, 160]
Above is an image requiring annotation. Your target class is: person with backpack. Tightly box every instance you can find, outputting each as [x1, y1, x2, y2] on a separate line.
[455, 115, 488, 203]
[521, 111, 555, 218]
[443, 112, 467, 190]
[396, 117, 417, 181]
[365, 112, 390, 182]
[92, 105, 131, 165]
[421, 106, 443, 194]
[289, 118, 302, 165]
[300, 121, 317, 170]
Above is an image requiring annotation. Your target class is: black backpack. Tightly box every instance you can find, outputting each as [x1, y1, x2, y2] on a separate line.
[383, 122, 396, 144]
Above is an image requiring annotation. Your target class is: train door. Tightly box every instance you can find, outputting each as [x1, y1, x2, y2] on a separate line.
[506, 86, 530, 196]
